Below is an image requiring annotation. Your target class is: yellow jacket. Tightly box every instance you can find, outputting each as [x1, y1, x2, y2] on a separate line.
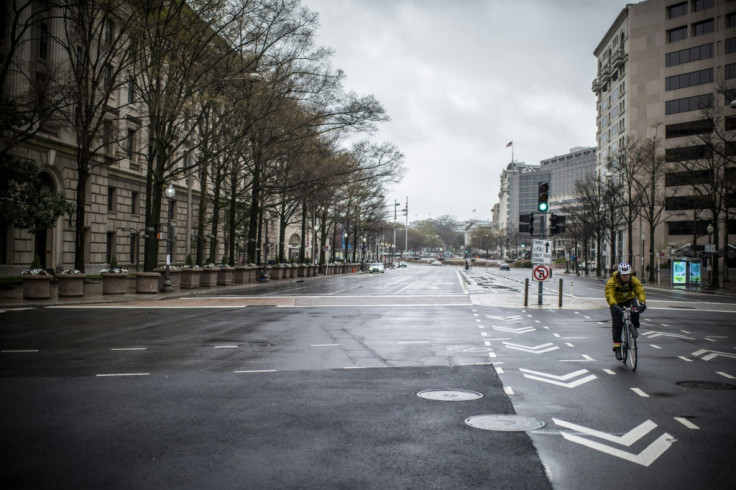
[605, 271, 646, 306]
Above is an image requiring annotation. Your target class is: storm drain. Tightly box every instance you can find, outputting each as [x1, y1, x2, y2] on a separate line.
[417, 389, 483, 401]
[465, 414, 545, 432]
[677, 380, 736, 390]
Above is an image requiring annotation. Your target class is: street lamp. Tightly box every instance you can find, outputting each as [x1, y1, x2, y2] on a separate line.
[162, 183, 176, 293]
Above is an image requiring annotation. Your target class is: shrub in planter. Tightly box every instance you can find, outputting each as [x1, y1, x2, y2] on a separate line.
[22, 256, 52, 299]
[101, 257, 128, 294]
[58, 269, 86, 297]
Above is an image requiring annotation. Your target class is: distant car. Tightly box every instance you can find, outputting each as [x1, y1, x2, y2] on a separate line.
[431, 260, 442, 266]
[369, 262, 385, 273]
[500, 263, 510, 271]
[398, 261, 408, 268]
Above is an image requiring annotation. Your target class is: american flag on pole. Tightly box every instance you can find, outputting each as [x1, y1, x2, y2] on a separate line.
[506, 141, 513, 148]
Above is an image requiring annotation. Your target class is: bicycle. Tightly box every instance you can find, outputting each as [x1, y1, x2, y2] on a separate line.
[619, 306, 642, 371]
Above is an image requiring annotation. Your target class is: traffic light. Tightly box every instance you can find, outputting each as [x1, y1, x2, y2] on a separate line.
[519, 213, 530, 233]
[537, 182, 550, 212]
[529, 213, 535, 236]
[550, 214, 566, 235]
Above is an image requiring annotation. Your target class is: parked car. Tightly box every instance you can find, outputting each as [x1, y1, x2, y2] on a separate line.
[431, 260, 442, 266]
[369, 262, 385, 273]
[499, 263, 510, 271]
[397, 261, 408, 268]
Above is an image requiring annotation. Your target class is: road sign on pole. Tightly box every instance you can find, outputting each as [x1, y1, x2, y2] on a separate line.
[532, 265, 551, 282]
[532, 239, 552, 265]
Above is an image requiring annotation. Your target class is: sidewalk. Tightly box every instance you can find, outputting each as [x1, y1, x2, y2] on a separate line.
[0, 275, 298, 310]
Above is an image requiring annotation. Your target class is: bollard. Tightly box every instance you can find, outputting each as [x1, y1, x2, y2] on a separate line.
[559, 278, 563, 307]
[524, 278, 529, 307]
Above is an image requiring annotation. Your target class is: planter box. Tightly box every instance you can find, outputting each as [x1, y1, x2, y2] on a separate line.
[234, 266, 248, 284]
[200, 268, 219, 287]
[154, 268, 181, 290]
[297, 265, 307, 278]
[22, 274, 52, 299]
[135, 272, 161, 294]
[102, 273, 128, 295]
[217, 267, 234, 286]
[180, 268, 201, 289]
[58, 274, 86, 297]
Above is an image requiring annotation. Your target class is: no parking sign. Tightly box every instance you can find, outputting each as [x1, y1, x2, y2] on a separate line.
[532, 264, 550, 282]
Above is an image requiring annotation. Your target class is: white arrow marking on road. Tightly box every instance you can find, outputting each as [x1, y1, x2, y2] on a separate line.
[560, 354, 594, 363]
[641, 331, 694, 340]
[503, 342, 559, 354]
[485, 315, 523, 321]
[492, 326, 536, 334]
[692, 349, 736, 361]
[519, 368, 597, 388]
[553, 418, 676, 467]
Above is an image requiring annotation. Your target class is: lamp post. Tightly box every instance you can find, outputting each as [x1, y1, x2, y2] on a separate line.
[163, 183, 176, 293]
[707, 223, 714, 289]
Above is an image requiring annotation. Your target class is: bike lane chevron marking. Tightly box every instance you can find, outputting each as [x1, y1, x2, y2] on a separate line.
[692, 349, 736, 361]
[553, 418, 676, 467]
[485, 314, 523, 321]
[519, 368, 597, 388]
[492, 326, 536, 334]
[503, 342, 559, 354]
[641, 331, 694, 340]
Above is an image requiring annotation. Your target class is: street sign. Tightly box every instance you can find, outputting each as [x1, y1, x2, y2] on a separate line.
[705, 244, 716, 253]
[532, 264, 550, 282]
[532, 239, 552, 265]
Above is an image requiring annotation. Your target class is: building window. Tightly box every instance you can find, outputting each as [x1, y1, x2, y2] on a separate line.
[727, 63, 736, 79]
[126, 128, 137, 160]
[666, 43, 713, 67]
[692, 0, 714, 12]
[728, 12, 736, 28]
[665, 146, 711, 162]
[668, 2, 688, 18]
[692, 19, 714, 37]
[131, 191, 138, 214]
[666, 68, 713, 90]
[108, 187, 116, 212]
[665, 93, 713, 114]
[106, 232, 115, 264]
[105, 19, 114, 44]
[38, 22, 49, 59]
[129, 235, 137, 265]
[665, 119, 714, 138]
[727, 37, 736, 54]
[668, 26, 688, 43]
[168, 200, 176, 221]
[665, 195, 714, 211]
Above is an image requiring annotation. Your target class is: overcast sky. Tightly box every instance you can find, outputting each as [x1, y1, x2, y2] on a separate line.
[302, 0, 631, 223]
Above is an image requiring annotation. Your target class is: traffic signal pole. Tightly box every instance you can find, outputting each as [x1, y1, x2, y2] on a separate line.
[538, 213, 545, 306]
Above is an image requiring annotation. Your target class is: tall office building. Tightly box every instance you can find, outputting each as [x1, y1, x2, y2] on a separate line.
[593, 0, 736, 274]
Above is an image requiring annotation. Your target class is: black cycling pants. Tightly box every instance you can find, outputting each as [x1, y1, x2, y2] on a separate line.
[611, 298, 640, 343]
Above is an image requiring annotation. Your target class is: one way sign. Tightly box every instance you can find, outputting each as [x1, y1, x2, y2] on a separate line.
[532, 239, 552, 265]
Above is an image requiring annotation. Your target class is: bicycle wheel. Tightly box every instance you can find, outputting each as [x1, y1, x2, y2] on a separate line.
[620, 326, 628, 364]
[627, 323, 638, 371]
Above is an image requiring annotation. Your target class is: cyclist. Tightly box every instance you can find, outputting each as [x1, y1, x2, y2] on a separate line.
[605, 262, 646, 360]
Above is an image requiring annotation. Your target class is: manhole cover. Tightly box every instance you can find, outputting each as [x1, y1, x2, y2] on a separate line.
[677, 380, 736, 390]
[417, 389, 483, 401]
[465, 414, 545, 432]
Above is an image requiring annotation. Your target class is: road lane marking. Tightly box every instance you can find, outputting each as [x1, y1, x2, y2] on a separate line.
[2, 349, 39, 353]
[631, 388, 649, 397]
[214, 345, 238, 349]
[111, 347, 147, 351]
[603, 369, 615, 375]
[678, 356, 693, 362]
[397, 341, 430, 344]
[504, 386, 514, 395]
[675, 417, 699, 430]
[96, 373, 149, 377]
[717, 371, 735, 379]
[234, 370, 277, 373]
[311, 344, 340, 347]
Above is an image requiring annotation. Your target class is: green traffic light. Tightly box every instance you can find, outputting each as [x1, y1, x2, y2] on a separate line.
[538, 202, 548, 212]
